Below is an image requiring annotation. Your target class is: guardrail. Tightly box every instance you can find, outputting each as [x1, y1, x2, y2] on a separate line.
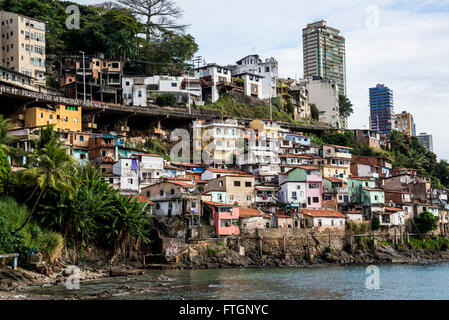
[0, 253, 19, 270]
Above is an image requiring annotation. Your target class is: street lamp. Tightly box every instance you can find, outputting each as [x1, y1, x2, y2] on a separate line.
[79, 51, 86, 102]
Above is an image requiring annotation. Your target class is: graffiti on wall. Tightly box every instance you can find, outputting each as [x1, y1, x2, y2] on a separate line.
[163, 239, 183, 258]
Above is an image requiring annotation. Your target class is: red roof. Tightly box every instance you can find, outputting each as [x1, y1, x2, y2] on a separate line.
[166, 180, 194, 187]
[129, 195, 155, 205]
[132, 153, 163, 158]
[302, 209, 347, 218]
[384, 207, 403, 212]
[276, 215, 292, 219]
[203, 201, 233, 207]
[239, 208, 264, 218]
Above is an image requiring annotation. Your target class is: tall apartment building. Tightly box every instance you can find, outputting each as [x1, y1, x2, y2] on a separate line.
[417, 133, 433, 152]
[395, 111, 416, 136]
[0, 11, 46, 86]
[369, 84, 395, 134]
[302, 20, 346, 128]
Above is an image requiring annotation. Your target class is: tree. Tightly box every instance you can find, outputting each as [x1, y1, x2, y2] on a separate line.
[0, 148, 12, 194]
[0, 115, 17, 154]
[414, 211, 437, 234]
[106, 29, 139, 62]
[338, 94, 353, 119]
[310, 103, 320, 121]
[15, 141, 76, 231]
[117, 0, 188, 41]
[371, 217, 380, 230]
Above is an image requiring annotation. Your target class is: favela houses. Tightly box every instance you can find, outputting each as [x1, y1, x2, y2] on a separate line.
[1, 0, 449, 307]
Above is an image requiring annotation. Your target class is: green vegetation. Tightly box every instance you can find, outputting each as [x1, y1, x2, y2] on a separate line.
[202, 94, 295, 123]
[1, 0, 199, 83]
[338, 94, 354, 120]
[413, 211, 438, 234]
[156, 93, 178, 106]
[409, 236, 449, 251]
[371, 217, 380, 231]
[346, 221, 370, 234]
[310, 103, 320, 121]
[0, 121, 153, 262]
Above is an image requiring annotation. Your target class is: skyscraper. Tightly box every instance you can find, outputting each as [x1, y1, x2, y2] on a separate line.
[369, 84, 395, 134]
[302, 20, 346, 128]
[417, 133, 433, 152]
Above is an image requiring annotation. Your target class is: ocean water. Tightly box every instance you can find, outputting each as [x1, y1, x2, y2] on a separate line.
[23, 262, 449, 300]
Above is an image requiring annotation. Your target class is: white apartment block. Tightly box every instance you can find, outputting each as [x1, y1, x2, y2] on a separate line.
[231, 54, 278, 99]
[0, 11, 46, 86]
[299, 76, 340, 128]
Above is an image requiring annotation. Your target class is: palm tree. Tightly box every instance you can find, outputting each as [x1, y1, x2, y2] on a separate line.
[0, 115, 18, 154]
[106, 29, 138, 63]
[16, 141, 77, 231]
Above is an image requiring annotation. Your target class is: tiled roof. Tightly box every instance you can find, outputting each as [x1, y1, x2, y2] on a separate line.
[384, 207, 404, 212]
[166, 180, 194, 187]
[302, 209, 347, 218]
[239, 208, 264, 218]
[203, 201, 233, 207]
[129, 195, 156, 205]
[323, 144, 353, 150]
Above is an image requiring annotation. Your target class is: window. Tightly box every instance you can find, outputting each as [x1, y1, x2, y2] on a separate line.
[146, 191, 150, 197]
[247, 196, 252, 201]
[160, 190, 164, 196]
[313, 197, 319, 203]
[128, 178, 133, 184]
[79, 136, 84, 142]
[219, 181, 223, 187]
[39, 113, 43, 119]
[171, 82, 177, 87]
[245, 181, 252, 187]
[234, 181, 241, 187]
[170, 189, 175, 195]
[191, 201, 196, 208]
[309, 183, 320, 189]
[156, 203, 160, 210]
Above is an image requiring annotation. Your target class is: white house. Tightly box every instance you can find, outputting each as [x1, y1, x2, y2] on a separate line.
[278, 181, 307, 206]
[112, 158, 140, 195]
[122, 76, 151, 107]
[200, 168, 246, 181]
[302, 209, 347, 229]
[193, 63, 233, 103]
[374, 207, 405, 227]
[233, 72, 264, 99]
[131, 153, 164, 188]
[230, 54, 278, 99]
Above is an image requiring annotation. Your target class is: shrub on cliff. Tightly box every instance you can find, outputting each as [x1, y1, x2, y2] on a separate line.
[414, 211, 438, 234]
[371, 217, 380, 231]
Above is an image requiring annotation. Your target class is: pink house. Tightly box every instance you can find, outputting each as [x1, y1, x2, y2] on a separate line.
[203, 201, 240, 236]
[303, 165, 323, 209]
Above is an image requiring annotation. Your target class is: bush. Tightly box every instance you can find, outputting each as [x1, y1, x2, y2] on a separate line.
[414, 211, 437, 234]
[156, 93, 177, 106]
[371, 217, 380, 230]
[37, 232, 64, 263]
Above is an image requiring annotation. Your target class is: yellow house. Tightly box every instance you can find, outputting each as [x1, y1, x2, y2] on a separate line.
[25, 104, 82, 132]
[249, 119, 281, 140]
[320, 164, 351, 183]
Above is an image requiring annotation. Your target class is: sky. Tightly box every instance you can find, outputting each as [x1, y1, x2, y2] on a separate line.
[77, 0, 449, 160]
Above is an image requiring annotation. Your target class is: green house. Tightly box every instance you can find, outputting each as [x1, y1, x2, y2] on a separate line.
[361, 188, 385, 206]
[348, 178, 377, 204]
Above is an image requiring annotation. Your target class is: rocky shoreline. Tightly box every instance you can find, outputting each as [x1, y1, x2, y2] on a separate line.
[2, 245, 449, 300]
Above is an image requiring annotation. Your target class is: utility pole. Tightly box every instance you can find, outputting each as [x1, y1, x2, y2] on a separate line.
[79, 51, 86, 102]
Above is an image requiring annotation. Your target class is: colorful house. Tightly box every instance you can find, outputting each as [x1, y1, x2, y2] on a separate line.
[302, 209, 347, 229]
[203, 201, 240, 236]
